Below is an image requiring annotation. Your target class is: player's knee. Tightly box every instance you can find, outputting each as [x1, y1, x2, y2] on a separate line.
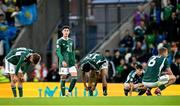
[19, 78, 25, 83]
[11, 81, 16, 87]
[102, 81, 107, 87]
[170, 75, 176, 83]
[101, 69, 108, 76]
[61, 75, 67, 80]
[124, 83, 130, 90]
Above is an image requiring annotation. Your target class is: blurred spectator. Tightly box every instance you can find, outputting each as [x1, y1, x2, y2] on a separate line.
[155, 30, 166, 45]
[161, 0, 174, 33]
[169, 42, 179, 63]
[12, 0, 37, 26]
[0, 13, 17, 55]
[3, 0, 16, 26]
[124, 49, 132, 63]
[166, 12, 178, 42]
[134, 20, 146, 43]
[0, 0, 7, 19]
[132, 41, 144, 58]
[145, 30, 156, 49]
[0, 40, 4, 65]
[104, 49, 113, 61]
[0, 66, 9, 82]
[32, 63, 48, 82]
[40, 63, 48, 81]
[32, 64, 41, 81]
[119, 29, 134, 49]
[113, 49, 123, 68]
[149, 1, 161, 29]
[46, 63, 60, 82]
[133, 5, 149, 27]
[115, 58, 128, 82]
[171, 53, 180, 84]
[104, 50, 116, 82]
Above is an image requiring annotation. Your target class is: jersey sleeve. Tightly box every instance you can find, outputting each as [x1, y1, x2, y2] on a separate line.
[21, 62, 31, 74]
[15, 55, 25, 74]
[129, 73, 135, 83]
[126, 71, 135, 83]
[56, 39, 64, 65]
[164, 58, 170, 69]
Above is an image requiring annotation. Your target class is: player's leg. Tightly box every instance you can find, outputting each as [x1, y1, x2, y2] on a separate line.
[124, 83, 130, 96]
[88, 73, 94, 96]
[10, 74, 18, 97]
[142, 82, 157, 96]
[5, 60, 17, 97]
[100, 68, 108, 96]
[67, 66, 77, 96]
[87, 70, 98, 96]
[155, 75, 176, 95]
[59, 67, 69, 96]
[137, 83, 146, 96]
[60, 75, 67, 96]
[17, 72, 24, 97]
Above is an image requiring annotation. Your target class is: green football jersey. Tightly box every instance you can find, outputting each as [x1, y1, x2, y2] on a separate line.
[81, 53, 107, 71]
[5, 47, 33, 74]
[143, 55, 170, 82]
[56, 37, 75, 67]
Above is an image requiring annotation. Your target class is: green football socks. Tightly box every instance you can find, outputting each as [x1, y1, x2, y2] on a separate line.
[124, 89, 129, 96]
[138, 89, 146, 96]
[11, 87, 17, 97]
[159, 85, 166, 91]
[18, 87, 23, 97]
[103, 86, 107, 96]
[68, 79, 77, 92]
[61, 80, 66, 96]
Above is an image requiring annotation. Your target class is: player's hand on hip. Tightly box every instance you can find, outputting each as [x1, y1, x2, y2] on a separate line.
[62, 61, 68, 67]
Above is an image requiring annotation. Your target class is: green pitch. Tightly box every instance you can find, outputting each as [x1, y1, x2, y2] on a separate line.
[0, 96, 180, 106]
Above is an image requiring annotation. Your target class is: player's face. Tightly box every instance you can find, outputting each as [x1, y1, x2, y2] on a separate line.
[136, 69, 142, 76]
[62, 28, 70, 38]
[164, 50, 168, 57]
[30, 55, 35, 65]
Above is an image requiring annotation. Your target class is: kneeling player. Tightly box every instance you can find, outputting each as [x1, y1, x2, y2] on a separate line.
[80, 53, 108, 96]
[4, 47, 41, 97]
[124, 62, 145, 96]
[142, 47, 176, 95]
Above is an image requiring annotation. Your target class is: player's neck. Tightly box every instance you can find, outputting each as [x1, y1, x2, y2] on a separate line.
[62, 36, 69, 40]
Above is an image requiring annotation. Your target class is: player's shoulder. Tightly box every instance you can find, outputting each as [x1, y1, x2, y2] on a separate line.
[57, 37, 63, 42]
[130, 70, 136, 74]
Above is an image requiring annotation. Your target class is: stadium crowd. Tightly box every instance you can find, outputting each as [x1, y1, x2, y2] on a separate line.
[105, 0, 180, 84]
[0, 0, 179, 85]
[0, 0, 38, 66]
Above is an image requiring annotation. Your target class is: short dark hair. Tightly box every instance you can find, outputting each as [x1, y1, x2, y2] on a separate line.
[32, 53, 41, 64]
[62, 25, 70, 31]
[135, 62, 143, 69]
[82, 63, 94, 72]
[105, 50, 110, 52]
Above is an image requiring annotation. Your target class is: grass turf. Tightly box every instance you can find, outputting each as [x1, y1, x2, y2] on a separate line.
[0, 96, 180, 105]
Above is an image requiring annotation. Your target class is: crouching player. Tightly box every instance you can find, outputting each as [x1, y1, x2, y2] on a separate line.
[80, 53, 108, 96]
[4, 47, 41, 97]
[142, 47, 176, 95]
[124, 62, 145, 96]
